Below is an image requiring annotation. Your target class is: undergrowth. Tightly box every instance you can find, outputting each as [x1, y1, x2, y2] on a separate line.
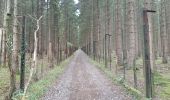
[91, 58, 170, 100]
[154, 72, 170, 99]
[0, 67, 20, 99]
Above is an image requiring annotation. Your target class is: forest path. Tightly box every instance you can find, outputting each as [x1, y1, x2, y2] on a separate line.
[41, 49, 132, 100]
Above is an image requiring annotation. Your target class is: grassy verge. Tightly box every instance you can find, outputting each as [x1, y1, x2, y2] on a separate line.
[90, 59, 144, 100]
[154, 72, 170, 99]
[12, 57, 71, 100]
[91, 58, 170, 100]
[26, 58, 70, 100]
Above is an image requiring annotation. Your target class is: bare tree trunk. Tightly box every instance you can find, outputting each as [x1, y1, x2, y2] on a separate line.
[90, 0, 94, 56]
[0, 29, 3, 63]
[144, 0, 155, 70]
[1, 27, 6, 66]
[12, 0, 19, 75]
[127, 0, 136, 68]
[48, 0, 54, 68]
[5, 0, 15, 99]
[165, 0, 170, 56]
[1, 0, 7, 67]
[29, 16, 43, 81]
[160, 0, 168, 63]
[115, 0, 123, 66]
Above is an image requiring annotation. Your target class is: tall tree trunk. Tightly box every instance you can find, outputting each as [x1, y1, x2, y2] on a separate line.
[144, 0, 155, 70]
[1, 0, 7, 67]
[160, 0, 168, 63]
[90, 0, 94, 56]
[33, 16, 43, 81]
[48, 0, 54, 68]
[115, 0, 123, 66]
[5, 0, 15, 99]
[166, 0, 170, 56]
[12, 0, 19, 73]
[127, 0, 136, 68]
[122, 0, 127, 79]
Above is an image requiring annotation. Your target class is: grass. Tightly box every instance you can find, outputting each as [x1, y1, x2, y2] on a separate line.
[154, 72, 170, 99]
[91, 57, 170, 100]
[90, 59, 143, 100]
[13, 58, 70, 100]
[0, 55, 71, 100]
[0, 59, 46, 99]
[0, 67, 10, 100]
[0, 67, 20, 99]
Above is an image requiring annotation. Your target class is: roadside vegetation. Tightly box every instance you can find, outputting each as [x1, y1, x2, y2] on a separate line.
[91, 56, 170, 100]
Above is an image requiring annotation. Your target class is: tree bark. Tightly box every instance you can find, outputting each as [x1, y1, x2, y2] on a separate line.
[115, 0, 123, 66]
[127, 0, 136, 68]
[160, 0, 168, 63]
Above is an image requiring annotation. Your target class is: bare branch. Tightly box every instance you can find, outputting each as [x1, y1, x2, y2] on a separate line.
[22, 16, 43, 100]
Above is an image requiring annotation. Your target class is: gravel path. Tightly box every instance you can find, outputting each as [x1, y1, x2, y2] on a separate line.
[42, 50, 132, 100]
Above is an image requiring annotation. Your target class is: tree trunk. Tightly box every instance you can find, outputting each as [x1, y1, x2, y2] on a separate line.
[166, 0, 170, 56]
[115, 0, 123, 66]
[127, 0, 136, 68]
[5, 0, 16, 99]
[12, 0, 19, 74]
[160, 0, 168, 63]
[144, 0, 155, 70]
[1, 0, 7, 67]
[33, 16, 43, 81]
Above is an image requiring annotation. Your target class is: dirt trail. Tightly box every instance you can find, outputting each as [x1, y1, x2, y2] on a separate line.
[42, 49, 132, 100]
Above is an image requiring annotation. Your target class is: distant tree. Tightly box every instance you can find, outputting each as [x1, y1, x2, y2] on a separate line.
[127, 0, 136, 68]
[114, 0, 123, 66]
[160, 0, 168, 63]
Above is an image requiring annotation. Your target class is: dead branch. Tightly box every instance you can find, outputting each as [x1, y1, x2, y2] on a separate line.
[22, 16, 43, 100]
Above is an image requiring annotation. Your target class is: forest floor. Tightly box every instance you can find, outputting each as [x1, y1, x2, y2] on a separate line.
[123, 58, 170, 100]
[90, 53, 170, 100]
[1, 50, 170, 100]
[41, 49, 132, 100]
[0, 56, 51, 99]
